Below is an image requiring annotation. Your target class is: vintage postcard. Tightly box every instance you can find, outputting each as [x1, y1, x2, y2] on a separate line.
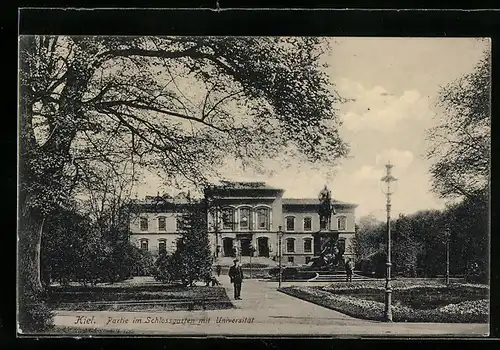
[17, 34, 490, 337]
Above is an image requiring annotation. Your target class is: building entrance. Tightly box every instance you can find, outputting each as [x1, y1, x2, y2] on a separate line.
[240, 238, 251, 256]
[257, 237, 270, 257]
[222, 237, 235, 257]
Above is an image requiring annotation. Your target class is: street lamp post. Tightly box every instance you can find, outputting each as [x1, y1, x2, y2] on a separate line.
[445, 226, 451, 285]
[381, 162, 398, 322]
[249, 244, 255, 279]
[277, 225, 283, 288]
[206, 192, 220, 260]
[214, 209, 219, 259]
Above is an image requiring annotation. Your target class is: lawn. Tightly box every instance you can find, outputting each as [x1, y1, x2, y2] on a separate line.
[47, 283, 235, 312]
[279, 279, 489, 323]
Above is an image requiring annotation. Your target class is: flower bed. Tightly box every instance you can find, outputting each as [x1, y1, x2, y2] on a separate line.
[279, 285, 489, 323]
[322, 279, 483, 291]
[280, 286, 386, 321]
[322, 281, 489, 310]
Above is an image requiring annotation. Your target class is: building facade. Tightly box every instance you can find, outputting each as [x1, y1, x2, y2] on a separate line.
[129, 181, 357, 265]
[128, 195, 190, 257]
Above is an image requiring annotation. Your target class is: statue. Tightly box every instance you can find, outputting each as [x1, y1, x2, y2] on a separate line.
[311, 185, 342, 270]
[318, 185, 336, 221]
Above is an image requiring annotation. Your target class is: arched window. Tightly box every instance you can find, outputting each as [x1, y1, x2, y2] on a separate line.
[285, 216, 295, 232]
[320, 216, 328, 230]
[158, 216, 166, 231]
[303, 238, 313, 253]
[256, 207, 270, 230]
[239, 207, 252, 230]
[303, 217, 312, 231]
[158, 239, 167, 253]
[286, 238, 295, 253]
[337, 216, 347, 231]
[221, 207, 235, 230]
[140, 217, 149, 232]
[140, 238, 149, 251]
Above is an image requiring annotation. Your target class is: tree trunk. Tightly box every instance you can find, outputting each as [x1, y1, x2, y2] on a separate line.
[18, 208, 45, 295]
[34, 217, 46, 290]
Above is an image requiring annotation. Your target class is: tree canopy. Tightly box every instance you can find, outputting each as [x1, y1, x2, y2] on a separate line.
[20, 36, 349, 217]
[426, 50, 490, 200]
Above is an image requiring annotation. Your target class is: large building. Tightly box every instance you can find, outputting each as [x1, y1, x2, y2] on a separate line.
[129, 181, 357, 265]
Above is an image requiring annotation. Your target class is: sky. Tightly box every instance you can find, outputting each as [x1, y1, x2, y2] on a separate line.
[133, 37, 490, 222]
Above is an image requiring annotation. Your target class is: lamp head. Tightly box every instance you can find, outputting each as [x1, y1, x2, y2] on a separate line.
[380, 161, 398, 195]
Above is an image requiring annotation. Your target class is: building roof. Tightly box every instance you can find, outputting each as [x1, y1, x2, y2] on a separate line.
[211, 180, 283, 191]
[282, 198, 358, 207]
[130, 193, 191, 206]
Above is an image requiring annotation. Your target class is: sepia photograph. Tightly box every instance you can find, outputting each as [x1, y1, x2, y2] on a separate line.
[17, 35, 490, 337]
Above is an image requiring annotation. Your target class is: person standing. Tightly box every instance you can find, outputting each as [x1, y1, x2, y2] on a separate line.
[216, 264, 222, 276]
[345, 258, 354, 282]
[228, 259, 244, 300]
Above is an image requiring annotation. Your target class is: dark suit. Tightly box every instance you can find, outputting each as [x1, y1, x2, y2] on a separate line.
[345, 261, 354, 282]
[228, 265, 244, 298]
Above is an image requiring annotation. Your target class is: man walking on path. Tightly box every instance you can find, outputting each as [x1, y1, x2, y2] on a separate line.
[228, 259, 244, 300]
[216, 264, 222, 276]
[345, 258, 354, 282]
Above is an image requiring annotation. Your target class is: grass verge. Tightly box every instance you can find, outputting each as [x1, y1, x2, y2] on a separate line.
[48, 285, 234, 312]
[279, 281, 489, 323]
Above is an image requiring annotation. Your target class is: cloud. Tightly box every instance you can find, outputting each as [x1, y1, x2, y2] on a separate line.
[352, 165, 384, 183]
[336, 78, 431, 132]
[351, 149, 414, 186]
[375, 149, 414, 172]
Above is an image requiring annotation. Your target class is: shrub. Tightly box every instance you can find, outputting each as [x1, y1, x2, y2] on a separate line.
[268, 267, 298, 278]
[18, 291, 54, 333]
[153, 252, 180, 283]
[267, 267, 316, 280]
[241, 263, 269, 268]
[130, 248, 155, 276]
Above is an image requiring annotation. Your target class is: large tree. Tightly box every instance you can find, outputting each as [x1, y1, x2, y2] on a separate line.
[19, 36, 349, 298]
[426, 50, 491, 200]
[392, 214, 420, 277]
[169, 199, 212, 287]
[352, 214, 384, 262]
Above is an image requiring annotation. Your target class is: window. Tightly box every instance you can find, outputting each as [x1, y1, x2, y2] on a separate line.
[176, 215, 186, 231]
[158, 239, 166, 253]
[256, 207, 270, 230]
[286, 238, 295, 253]
[303, 217, 312, 231]
[140, 239, 148, 251]
[221, 207, 234, 230]
[158, 216, 166, 231]
[337, 216, 347, 231]
[140, 217, 148, 231]
[285, 216, 295, 231]
[338, 238, 346, 253]
[288, 256, 294, 263]
[303, 238, 312, 253]
[320, 217, 328, 230]
[239, 207, 251, 230]
[305, 256, 312, 264]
